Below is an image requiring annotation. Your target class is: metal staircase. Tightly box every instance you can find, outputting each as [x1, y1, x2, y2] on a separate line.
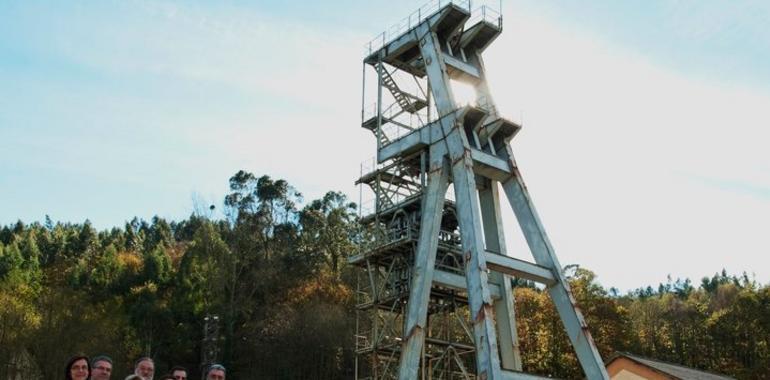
[379, 67, 428, 114]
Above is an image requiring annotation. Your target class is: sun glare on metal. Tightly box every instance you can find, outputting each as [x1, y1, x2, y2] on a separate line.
[451, 80, 477, 107]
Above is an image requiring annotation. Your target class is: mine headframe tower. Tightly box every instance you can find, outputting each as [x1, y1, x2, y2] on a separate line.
[351, 1, 610, 379]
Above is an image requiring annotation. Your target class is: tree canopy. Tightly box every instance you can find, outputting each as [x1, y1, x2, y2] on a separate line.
[0, 171, 767, 379]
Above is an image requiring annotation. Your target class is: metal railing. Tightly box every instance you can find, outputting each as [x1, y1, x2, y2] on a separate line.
[467, 5, 502, 29]
[359, 198, 376, 218]
[360, 156, 378, 176]
[364, 0, 471, 56]
[363, 102, 428, 149]
[438, 229, 461, 246]
[380, 122, 412, 145]
[364, 0, 503, 56]
[362, 102, 425, 126]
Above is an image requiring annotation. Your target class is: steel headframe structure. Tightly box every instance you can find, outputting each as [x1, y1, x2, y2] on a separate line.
[351, 1, 610, 379]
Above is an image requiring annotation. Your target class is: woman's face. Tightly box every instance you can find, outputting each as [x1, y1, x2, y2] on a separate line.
[70, 358, 89, 380]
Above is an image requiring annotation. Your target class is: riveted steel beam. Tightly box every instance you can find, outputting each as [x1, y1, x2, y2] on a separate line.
[415, 23, 457, 117]
[484, 252, 556, 286]
[501, 369, 557, 380]
[397, 145, 450, 380]
[500, 146, 609, 379]
[447, 128, 503, 380]
[433, 268, 502, 299]
[480, 181, 522, 371]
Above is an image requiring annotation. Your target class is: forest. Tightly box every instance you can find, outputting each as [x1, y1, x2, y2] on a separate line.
[1, 171, 768, 379]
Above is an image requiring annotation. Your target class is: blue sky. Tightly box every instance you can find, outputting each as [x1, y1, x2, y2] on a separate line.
[1, 0, 769, 291]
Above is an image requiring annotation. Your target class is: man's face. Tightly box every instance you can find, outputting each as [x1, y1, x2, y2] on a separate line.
[91, 360, 113, 380]
[206, 369, 225, 380]
[171, 370, 187, 380]
[135, 359, 154, 380]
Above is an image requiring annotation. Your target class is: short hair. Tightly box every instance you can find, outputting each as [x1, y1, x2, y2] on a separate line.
[170, 366, 187, 374]
[91, 355, 113, 367]
[134, 356, 154, 367]
[205, 363, 226, 376]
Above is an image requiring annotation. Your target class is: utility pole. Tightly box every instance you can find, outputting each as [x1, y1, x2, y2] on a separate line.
[201, 314, 220, 375]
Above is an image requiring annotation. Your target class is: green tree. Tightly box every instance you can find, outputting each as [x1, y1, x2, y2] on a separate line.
[298, 191, 357, 275]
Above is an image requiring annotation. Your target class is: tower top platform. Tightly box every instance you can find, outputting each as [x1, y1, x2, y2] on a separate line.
[364, 0, 502, 75]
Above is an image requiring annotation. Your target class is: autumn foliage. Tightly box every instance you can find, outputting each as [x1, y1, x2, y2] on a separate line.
[0, 172, 767, 379]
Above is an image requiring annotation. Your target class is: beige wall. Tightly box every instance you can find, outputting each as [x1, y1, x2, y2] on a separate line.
[613, 369, 650, 380]
[607, 357, 673, 380]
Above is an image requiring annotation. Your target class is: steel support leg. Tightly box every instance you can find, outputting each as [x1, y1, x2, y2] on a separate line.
[398, 147, 450, 380]
[479, 181, 522, 371]
[416, 25, 456, 117]
[450, 139, 503, 380]
[500, 158, 609, 380]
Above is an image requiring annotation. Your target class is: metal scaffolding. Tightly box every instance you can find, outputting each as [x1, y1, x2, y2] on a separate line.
[352, 1, 610, 379]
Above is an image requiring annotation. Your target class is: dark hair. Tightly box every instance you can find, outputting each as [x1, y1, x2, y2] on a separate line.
[91, 355, 113, 367]
[65, 355, 90, 380]
[169, 366, 187, 374]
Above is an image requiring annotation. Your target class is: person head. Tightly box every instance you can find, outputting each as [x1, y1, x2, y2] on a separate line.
[169, 366, 187, 380]
[204, 364, 225, 380]
[65, 355, 90, 380]
[91, 355, 113, 380]
[134, 357, 155, 380]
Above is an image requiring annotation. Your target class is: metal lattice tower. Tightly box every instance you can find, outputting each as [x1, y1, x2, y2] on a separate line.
[351, 1, 609, 379]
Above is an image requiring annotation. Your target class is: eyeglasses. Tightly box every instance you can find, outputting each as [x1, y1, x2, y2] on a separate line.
[94, 366, 112, 373]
